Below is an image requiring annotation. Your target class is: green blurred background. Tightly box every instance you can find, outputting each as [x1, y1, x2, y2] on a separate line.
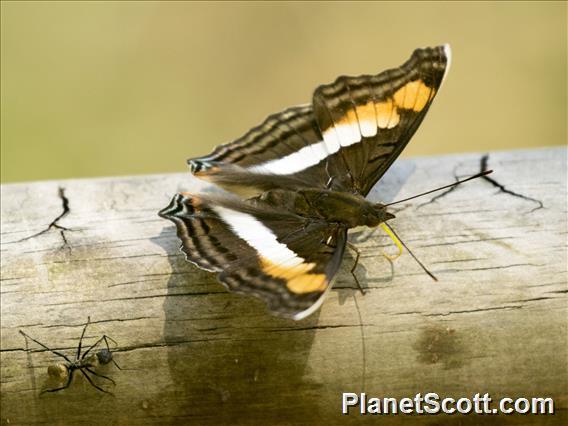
[1, 1, 566, 183]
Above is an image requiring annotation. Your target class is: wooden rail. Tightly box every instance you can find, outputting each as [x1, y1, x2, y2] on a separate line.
[1, 147, 566, 425]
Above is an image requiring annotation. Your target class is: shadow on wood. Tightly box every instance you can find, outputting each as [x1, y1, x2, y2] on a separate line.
[1, 148, 566, 425]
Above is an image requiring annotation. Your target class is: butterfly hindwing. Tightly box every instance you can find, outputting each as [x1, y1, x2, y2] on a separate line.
[159, 193, 347, 319]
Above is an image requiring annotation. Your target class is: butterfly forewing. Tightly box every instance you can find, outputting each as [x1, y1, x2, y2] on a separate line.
[312, 45, 449, 194]
[187, 45, 449, 198]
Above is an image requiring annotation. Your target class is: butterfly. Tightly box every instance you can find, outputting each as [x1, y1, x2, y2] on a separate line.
[160, 44, 451, 320]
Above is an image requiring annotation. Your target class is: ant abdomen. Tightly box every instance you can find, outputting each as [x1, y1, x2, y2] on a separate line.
[47, 364, 68, 380]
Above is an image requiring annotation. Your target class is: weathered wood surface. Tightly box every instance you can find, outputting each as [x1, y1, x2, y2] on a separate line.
[1, 147, 566, 425]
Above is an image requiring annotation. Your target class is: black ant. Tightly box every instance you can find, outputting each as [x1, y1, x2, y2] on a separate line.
[19, 317, 121, 394]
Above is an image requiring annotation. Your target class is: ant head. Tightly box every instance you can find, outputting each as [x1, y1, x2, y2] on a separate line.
[96, 348, 113, 365]
[47, 364, 69, 380]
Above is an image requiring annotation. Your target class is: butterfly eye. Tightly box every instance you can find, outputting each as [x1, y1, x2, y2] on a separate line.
[360, 209, 378, 227]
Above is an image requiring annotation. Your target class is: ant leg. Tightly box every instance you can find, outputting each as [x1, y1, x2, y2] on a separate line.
[79, 368, 114, 395]
[347, 242, 365, 295]
[76, 317, 91, 361]
[41, 369, 74, 394]
[102, 336, 121, 370]
[84, 367, 115, 385]
[82, 334, 117, 359]
[19, 330, 73, 363]
[103, 335, 118, 347]
[110, 358, 121, 370]
[81, 336, 104, 360]
[81, 335, 121, 369]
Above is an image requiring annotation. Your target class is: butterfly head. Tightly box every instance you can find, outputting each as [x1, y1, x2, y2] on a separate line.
[361, 204, 395, 228]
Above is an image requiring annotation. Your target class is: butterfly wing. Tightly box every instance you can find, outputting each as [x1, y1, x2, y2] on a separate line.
[161, 45, 450, 318]
[159, 193, 347, 319]
[188, 45, 450, 196]
[312, 44, 450, 195]
[188, 105, 351, 194]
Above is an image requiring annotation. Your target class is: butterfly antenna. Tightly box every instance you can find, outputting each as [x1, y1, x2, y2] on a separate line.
[383, 223, 438, 282]
[384, 170, 493, 207]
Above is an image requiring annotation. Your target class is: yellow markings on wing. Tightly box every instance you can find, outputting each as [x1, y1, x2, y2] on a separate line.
[287, 273, 328, 294]
[393, 80, 434, 112]
[260, 257, 328, 294]
[333, 101, 378, 139]
[351, 101, 378, 137]
[375, 80, 434, 131]
[375, 99, 400, 129]
[179, 192, 201, 205]
[192, 166, 219, 178]
[330, 80, 434, 135]
[380, 222, 403, 261]
[324, 79, 435, 138]
[355, 101, 378, 124]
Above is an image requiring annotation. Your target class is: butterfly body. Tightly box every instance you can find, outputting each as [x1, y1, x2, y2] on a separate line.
[255, 189, 394, 229]
[160, 45, 451, 319]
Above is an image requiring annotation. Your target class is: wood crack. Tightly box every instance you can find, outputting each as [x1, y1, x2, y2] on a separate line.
[510, 296, 560, 303]
[480, 154, 544, 212]
[425, 305, 524, 316]
[41, 316, 160, 328]
[265, 323, 369, 333]
[42, 291, 227, 307]
[16, 187, 72, 246]
[416, 236, 515, 248]
[416, 162, 462, 208]
[413, 154, 545, 213]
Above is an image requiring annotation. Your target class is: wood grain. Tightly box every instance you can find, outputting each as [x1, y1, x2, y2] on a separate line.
[1, 147, 566, 425]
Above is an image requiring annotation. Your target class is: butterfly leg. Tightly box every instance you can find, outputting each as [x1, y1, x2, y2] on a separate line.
[382, 223, 438, 282]
[324, 159, 335, 189]
[379, 223, 403, 260]
[346, 242, 365, 295]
